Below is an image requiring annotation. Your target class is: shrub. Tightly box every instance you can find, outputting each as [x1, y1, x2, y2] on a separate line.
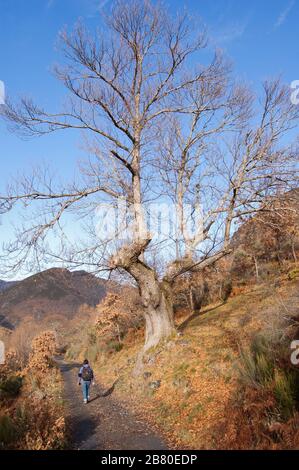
[0, 375, 23, 399]
[288, 268, 299, 280]
[0, 415, 17, 446]
[26, 331, 57, 373]
[238, 347, 260, 388]
[107, 340, 123, 353]
[250, 334, 271, 358]
[238, 335, 274, 388]
[274, 370, 296, 420]
[191, 281, 209, 312]
[95, 291, 144, 342]
[255, 353, 273, 385]
[238, 333, 299, 421]
[220, 278, 233, 302]
[231, 249, 252, 280]
[15, 404, 28, 431]
[88, 330, 97, 345]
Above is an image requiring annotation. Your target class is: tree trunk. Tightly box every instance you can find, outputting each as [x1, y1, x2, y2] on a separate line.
[110, 240, 176, 352]
[132, 268, 176, 352]
[133, 277, 175, 377]
[143, 285, 175, 351]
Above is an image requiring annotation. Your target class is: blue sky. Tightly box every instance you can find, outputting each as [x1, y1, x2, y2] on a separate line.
[0, 0, 298, 278]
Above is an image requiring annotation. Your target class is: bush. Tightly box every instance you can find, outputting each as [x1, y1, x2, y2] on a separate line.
[220, 279, 233, 302]
[231, 249, 252, 280]
[238, 335, 274, 388]
[274, 370, 296, 420]
[15, 404, 28, 432]
[238, 347, 261, 388]
[107, 340, 123, 353]
[0, 415, 17, 446]
[88, 330, 97, 345]
[255, 353, 273, 385]
[238, 333, 299, 421]
[0, 375, 23, 399]
[288, 268, 299, 280]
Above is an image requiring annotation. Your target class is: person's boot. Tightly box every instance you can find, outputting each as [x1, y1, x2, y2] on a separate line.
[84, 398, 87, 404]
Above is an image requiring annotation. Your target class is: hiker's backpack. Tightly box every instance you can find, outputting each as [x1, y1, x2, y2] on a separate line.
[81, 366, 93, 381]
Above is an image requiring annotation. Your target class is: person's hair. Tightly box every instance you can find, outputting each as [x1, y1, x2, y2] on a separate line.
[83, 359, 89, 365]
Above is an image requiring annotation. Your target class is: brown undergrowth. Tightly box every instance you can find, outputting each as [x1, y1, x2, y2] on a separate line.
[0, 331, 66, 449]
[91, 275, 299, 449]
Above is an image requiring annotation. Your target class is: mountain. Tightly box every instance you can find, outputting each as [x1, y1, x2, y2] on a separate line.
[0, 280, 18, 292]
[0, 268, 110, 329]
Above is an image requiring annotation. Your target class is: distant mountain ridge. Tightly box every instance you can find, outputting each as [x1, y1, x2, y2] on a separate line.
[0, 280, 18, 292]
[0, 268, 110, 329]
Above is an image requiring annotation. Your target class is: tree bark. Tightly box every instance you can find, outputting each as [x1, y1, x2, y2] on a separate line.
[143, 282, 175, 351]
[110, 240, 176, 351]
[129, 267, 175, 351]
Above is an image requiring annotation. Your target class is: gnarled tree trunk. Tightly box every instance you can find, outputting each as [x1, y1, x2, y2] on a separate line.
[110, 239, 176, 351]
[128, 266, 176, 351]
[142, 280, 175, 351]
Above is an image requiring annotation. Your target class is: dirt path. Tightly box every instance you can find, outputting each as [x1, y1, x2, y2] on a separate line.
[58, 360, 167, 450]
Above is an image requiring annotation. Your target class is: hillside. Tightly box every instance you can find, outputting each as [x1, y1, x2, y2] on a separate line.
[169, 188, 299, 317]
[1, 190, 299, 450]
[88, 273, 299, 449]
[0, 268, 110, 328]
[231, 188, 299, 259]
[63, 189, 299, 449]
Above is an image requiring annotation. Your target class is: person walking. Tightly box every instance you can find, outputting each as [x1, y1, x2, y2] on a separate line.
[78, 359, 94, 404]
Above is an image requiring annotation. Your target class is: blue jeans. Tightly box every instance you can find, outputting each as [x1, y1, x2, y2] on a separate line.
[81, 381, 91, 400]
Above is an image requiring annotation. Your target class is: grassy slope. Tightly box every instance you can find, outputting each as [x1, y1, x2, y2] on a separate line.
[95, 276, 299, 449]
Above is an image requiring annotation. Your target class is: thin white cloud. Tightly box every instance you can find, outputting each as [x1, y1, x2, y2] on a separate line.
[85, 0, 113, 18]
[274, 0, 295, 28]
[211, 20, 248, 46]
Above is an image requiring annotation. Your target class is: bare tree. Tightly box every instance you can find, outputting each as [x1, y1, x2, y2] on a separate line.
[1, 0, 298, 351]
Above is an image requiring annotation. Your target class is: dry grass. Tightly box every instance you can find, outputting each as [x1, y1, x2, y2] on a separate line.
[0, 331, 66, 449]
[94, 276, 299, 449]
